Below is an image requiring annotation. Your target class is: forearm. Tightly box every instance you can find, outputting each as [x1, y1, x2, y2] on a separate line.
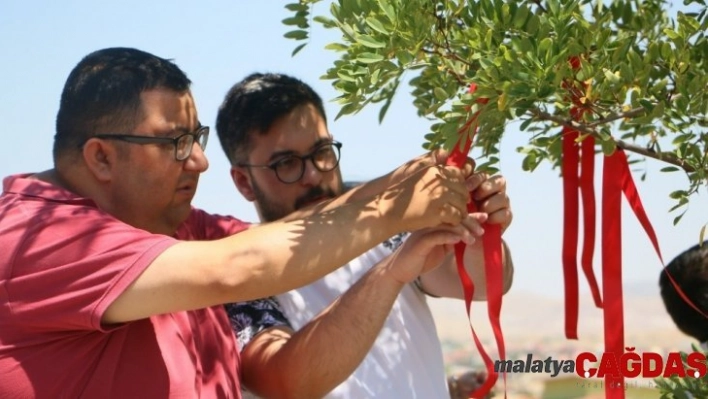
[105, 164, 466, 324]
[218, 199, 400, 302]
[281, 155, 435, 222]
[281, 174, 395, 222]
[419, 240, 514, 299]
[242, 262, 404, 399]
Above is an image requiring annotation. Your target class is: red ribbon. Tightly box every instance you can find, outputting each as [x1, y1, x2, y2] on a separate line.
[562, 122, 603, 340]
[602, 148, 708, 397]
[446, 84, 506, 399]
[602, 150, 626, 398]
[561, 56, 707, 399]
[561, 58, 603, 340]
[566, 134, 708, 399]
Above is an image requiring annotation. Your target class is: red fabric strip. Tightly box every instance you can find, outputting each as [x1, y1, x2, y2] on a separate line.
[561, 55, 603, 340]
[579, 135, 602, 308]
[602, 150, 625, 399]
[481, 223, 505, 396]
[561, 129, 580, 339]
[618, 149, 708, 318]
[446, 83, 506, 399]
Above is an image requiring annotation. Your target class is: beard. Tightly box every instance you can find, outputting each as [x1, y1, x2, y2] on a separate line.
[252, 178, 343, 223]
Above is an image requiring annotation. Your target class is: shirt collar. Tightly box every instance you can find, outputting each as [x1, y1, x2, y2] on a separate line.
[2, 173, 94, 205]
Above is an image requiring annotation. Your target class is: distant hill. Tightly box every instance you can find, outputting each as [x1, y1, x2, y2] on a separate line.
[428, 285, 691, 353]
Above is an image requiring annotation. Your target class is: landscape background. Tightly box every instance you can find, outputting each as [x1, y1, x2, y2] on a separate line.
[429, 283, 696, 398]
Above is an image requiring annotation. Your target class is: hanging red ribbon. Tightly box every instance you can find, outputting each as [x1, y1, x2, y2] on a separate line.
[561, 57, 603, 340]
[560, 56, 708, 399]
[601, 150, 626, 398]
[446, 84, 506, 399]
[579, 134, 601, 311]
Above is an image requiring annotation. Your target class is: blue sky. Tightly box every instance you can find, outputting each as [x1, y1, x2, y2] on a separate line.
[1, 0, 706, 303]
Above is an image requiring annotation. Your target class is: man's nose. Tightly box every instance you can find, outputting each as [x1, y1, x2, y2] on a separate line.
[184, 142, 209, 173]
[298, 158, 322, 186]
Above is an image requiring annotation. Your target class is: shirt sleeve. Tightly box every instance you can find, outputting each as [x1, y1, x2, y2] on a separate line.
[5, 203, 178, 332]
[224, 297, 292, 351]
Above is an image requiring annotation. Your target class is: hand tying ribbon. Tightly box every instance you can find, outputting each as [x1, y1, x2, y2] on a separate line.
[446, 83, 506, 399]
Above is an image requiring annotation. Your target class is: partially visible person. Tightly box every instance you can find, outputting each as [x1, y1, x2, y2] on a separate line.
[448, 370, 493, 399]
[217, 73, 515, 398]
[0, 48, 475, 398]
[659, 241, 708, 348]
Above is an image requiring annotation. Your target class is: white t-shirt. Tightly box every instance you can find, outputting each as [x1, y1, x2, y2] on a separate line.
[275, 236, 449, 399]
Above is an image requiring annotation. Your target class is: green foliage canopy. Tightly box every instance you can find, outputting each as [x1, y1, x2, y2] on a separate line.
[283, 0, 707, 219]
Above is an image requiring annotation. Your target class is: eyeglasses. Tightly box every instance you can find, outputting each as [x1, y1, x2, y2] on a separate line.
[89, 126, 210, 161]
[239, 141, 342, 184]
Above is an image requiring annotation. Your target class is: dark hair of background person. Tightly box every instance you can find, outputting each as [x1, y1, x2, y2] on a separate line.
[216, 73, 326, 165]
[659, 241, 708, 343]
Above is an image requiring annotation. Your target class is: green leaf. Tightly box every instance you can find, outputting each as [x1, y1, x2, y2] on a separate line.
[370, 68, 381, 85]
[603, 68, 620, 83]
[337, 70, 356, 82]
[284, 30, 308, 40]
[672, 134, 695, 145]
[522, 153, 539, 171]
[378, 0, 396, 22]
[285, 3, 307, 12]
[519, 118, 533, 131]
[669, 190, 689, 199]
[325, 42, 349, 52]
[365, 17, 389, 35]
[396, 50, 414, 66]
[292, 43, 307, 56]
[378, 96, 393, 123]
[433, 87, 448, 101]
[526, 14, 539, 35]
[663, 28, 680, 40]
[282, 16, 307, 26]
[639, 99, 655, 112]
[313, 15, 337, 28]
[356, 35, 386, 48]
[599, 137, 617, 156]
[538, 37, 553, 57]
[661, 166, 680, 172]
[513, 5, 529, 29]
[356, 52, 385, 64]
[335, 103, 359, 120]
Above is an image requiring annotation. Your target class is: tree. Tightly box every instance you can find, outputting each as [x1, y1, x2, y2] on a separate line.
[282, 0, 707, 221]
[281, 0, 707, 397]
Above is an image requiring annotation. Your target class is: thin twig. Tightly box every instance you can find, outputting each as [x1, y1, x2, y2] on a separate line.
[530, 109, 697, 172]
[586, 106, 647, 127]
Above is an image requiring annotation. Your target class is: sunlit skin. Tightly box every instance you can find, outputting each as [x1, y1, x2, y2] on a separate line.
[41, 89, 209, 236]
[231, 103, 344, 222]
[106, 89, 209, 234]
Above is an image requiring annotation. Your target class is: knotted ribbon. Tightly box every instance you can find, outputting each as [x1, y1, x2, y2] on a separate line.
[562, 56, 603, 340]
[446, 84, 506, 399]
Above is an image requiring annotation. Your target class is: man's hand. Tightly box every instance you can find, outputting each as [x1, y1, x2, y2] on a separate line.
[466, 172, 512, 233]
[382, 214, 487, 285]
[392, 149, 476, 182]
[378, 165, 472, 232]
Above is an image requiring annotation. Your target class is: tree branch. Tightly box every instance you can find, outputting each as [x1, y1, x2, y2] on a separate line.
[530, 108, 697, 173]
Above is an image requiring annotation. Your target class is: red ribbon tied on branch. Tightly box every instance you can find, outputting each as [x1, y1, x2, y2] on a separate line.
[446, 84, 506, 399]
[561, 56, 706, 399]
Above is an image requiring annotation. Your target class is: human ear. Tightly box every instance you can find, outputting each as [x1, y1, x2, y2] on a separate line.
[231, 166, 256, 202]
[82, 139, 118, 183]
